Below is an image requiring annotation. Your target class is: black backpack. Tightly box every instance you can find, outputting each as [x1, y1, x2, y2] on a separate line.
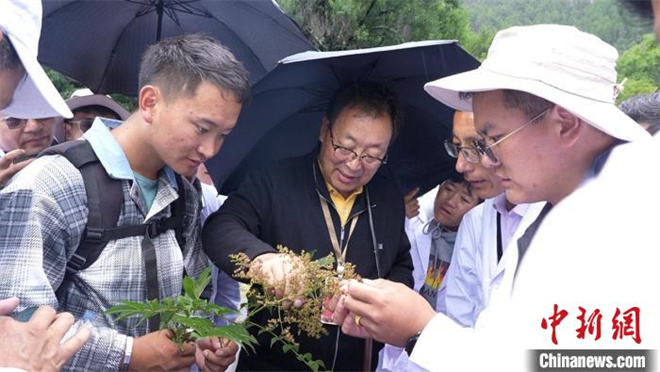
[40, 140, 187, 277]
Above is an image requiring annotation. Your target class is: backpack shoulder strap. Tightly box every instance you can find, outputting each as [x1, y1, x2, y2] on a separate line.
[172, 173, 186, 249]
[42, 142, 189, 275]
[41, 141, 123, 274]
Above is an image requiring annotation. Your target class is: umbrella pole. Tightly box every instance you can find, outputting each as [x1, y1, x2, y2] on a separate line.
[363, 338, 373, 371]
[156, 0, 164, 41]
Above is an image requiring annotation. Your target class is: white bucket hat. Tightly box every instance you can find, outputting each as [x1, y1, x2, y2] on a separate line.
[67, 88, 130, 120]
[0, 0, 72, 119]
[424, 24, 649, 142]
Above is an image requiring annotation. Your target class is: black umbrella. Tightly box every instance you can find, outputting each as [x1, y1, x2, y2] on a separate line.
[38, 0, 316, 96]
[208, 40, 480, 196]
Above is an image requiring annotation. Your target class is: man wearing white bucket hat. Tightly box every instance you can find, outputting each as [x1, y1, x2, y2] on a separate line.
[0, 0, 73, 187]
[330, 24, 657, 371]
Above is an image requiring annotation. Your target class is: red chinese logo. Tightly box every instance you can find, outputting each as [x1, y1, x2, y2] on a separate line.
[541, 305, 641, 345]
[612, 307, 641, 344]
[576, 306, 602, 341]
[541, 304, 568, 345]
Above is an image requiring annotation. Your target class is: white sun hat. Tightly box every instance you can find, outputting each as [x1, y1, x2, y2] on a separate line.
[424, 24, 649, 142]
[0, 0, 72, 119]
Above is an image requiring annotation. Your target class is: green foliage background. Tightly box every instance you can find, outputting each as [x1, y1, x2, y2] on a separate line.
[46, 0, 658, 105]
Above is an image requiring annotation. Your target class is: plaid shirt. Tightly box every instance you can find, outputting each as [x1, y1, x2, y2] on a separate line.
[0, 121, 208, 371]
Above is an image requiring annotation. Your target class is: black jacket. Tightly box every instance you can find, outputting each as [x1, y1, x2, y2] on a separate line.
[203, 149, 414, 371]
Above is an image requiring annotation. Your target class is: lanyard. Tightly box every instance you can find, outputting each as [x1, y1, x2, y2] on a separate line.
[319, 195, 359, 270]
[496, 212, 503, 263]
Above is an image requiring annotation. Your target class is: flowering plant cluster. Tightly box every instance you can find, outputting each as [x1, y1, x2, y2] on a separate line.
[107, 246, 356, 371]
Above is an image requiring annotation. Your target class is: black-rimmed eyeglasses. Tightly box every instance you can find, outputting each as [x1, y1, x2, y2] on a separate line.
[1, 116, 56, 130]
[443, 139, 481, 164]
[329, 127, 387, 167]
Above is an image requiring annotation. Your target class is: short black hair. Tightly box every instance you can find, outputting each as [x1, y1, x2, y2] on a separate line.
[139, 33, 250, 104]
[0, 33, 24, 72]
[445, 169, 483, 202]
[326, 81, 403, 141]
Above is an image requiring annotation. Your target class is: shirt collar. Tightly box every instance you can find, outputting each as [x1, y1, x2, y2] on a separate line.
[325, 180, 363, 201]
[491, 192, 530, 217]
[82, 118, 178, 189]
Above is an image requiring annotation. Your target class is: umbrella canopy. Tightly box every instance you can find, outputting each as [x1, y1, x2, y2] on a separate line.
[209, 40, 480, 195]
[38, 0, 316, 96]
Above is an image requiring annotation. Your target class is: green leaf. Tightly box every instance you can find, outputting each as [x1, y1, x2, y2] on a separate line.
[183, 276, 196, 299]
[171, 314, 215, 330]
[176, 295, 194, 312]
[205, 303, 239, 317]
[314, 254, 334, 267]
[270, 336, 279, 348]
[194, 267, 212, 298]
[197, 324, 258, 351]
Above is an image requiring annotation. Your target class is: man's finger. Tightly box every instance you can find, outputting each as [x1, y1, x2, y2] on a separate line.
[29, 306, 58, 329]
[340, 312, 373, 339]
[57, 324, 91, 365]
[202, 348, 234, 370]
[331, 294, 350, 325]
[326, 294, 341, 312]
[0, 149, 26, 164]
[161, 328, 176, 339]
[179, 340, 197, 356]
[0, 297, 19, 315]
[0, 157, 32, 186]
[49, 312, 76, 339]
[342, 293, 375, 323]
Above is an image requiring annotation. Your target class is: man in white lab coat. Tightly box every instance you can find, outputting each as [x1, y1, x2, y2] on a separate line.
[438, 110, 545, 328]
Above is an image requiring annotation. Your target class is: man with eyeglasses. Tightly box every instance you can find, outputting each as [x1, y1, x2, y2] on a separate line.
[0, 115, 59, 175]
[63, 90, 129, 141]
[203, 81, 414, 371]
[436, 110, 546, 329]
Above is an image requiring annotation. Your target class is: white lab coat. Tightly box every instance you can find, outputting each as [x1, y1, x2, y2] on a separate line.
[405, 185, 439, 291]
[440, 196, 546, 327]
[410, 134, 660, 371]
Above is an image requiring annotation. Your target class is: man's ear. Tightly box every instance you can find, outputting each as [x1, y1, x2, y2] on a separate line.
[555, 106, 584, 147]
[319, 117, 329, 142]
[138, 85, 159, 124]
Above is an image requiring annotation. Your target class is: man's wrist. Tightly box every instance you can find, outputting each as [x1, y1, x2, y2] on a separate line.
[120, 336, 134, 371]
